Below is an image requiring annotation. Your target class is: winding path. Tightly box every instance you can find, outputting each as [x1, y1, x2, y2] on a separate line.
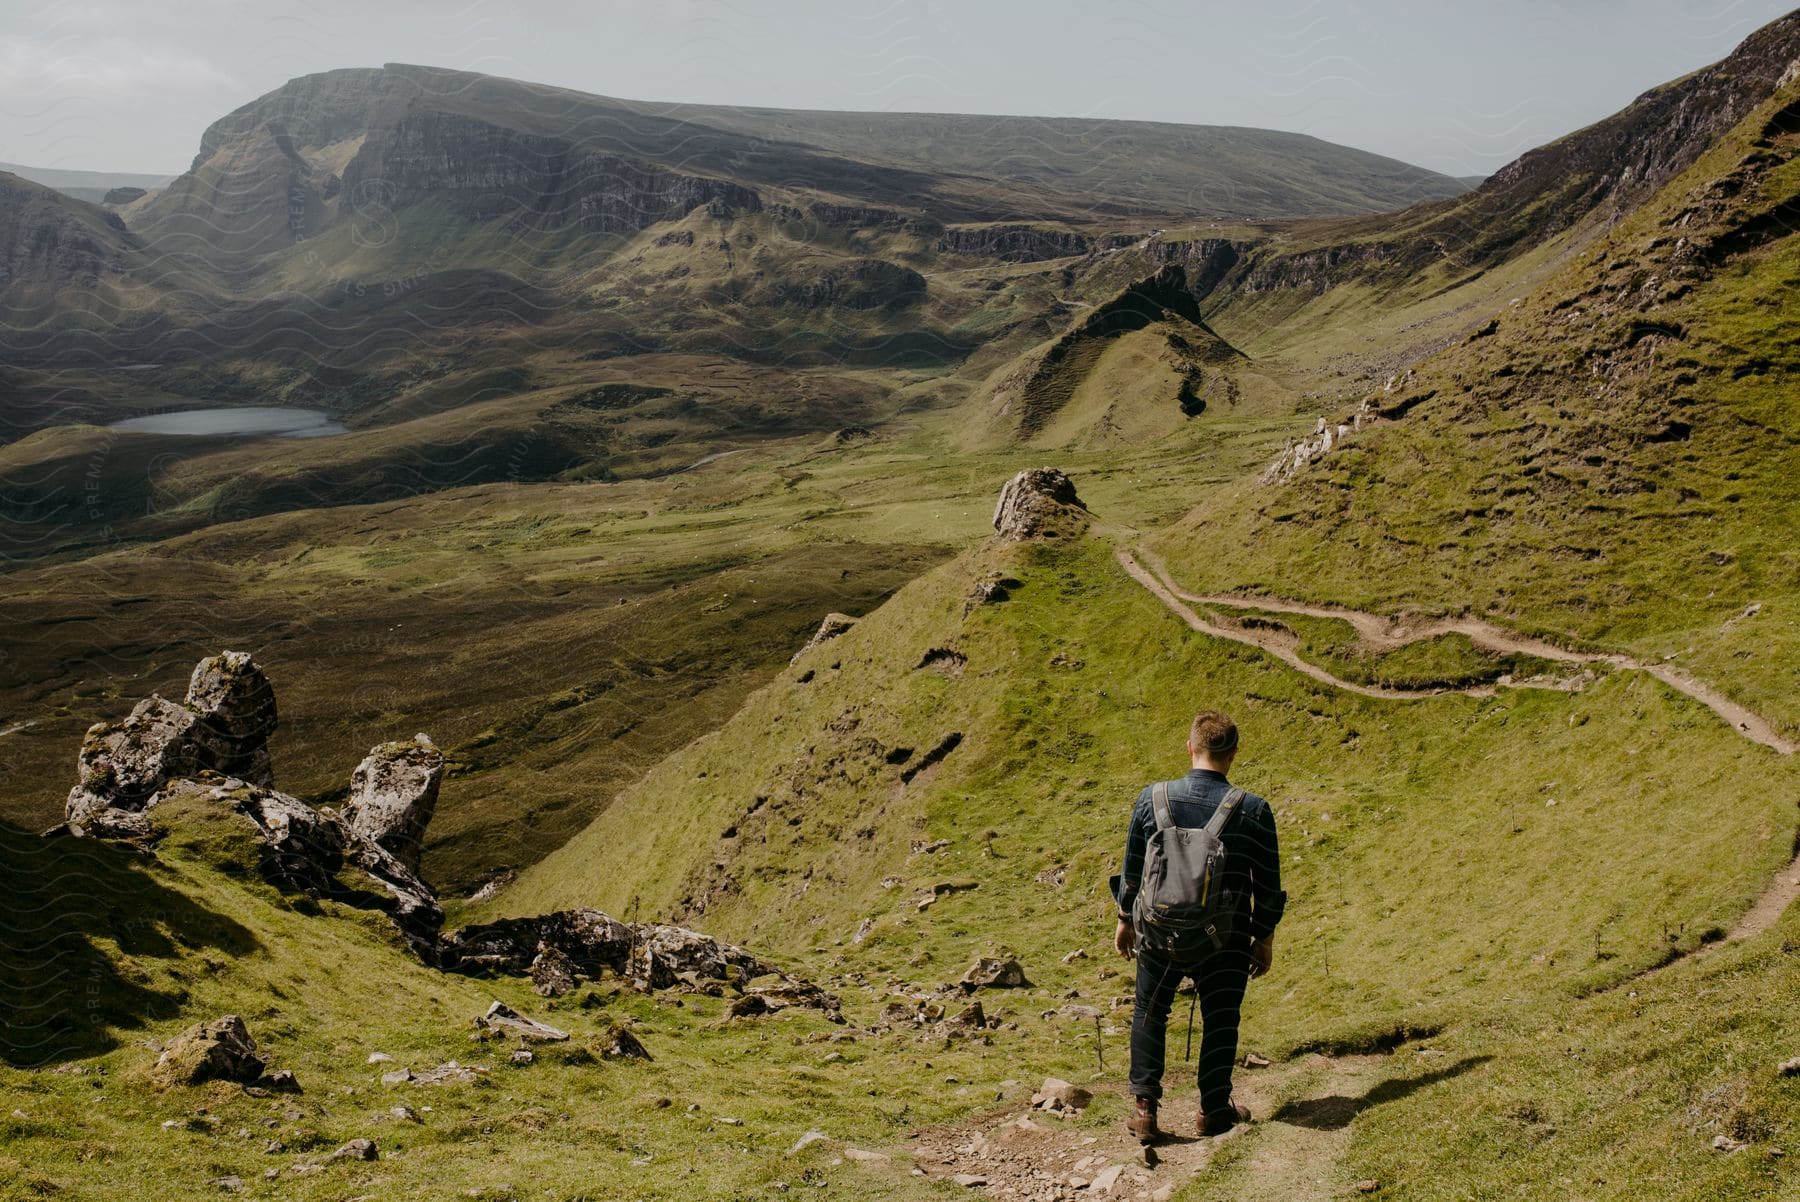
[1119, 543, 1800, 947]
[1117, 548, 1795, 756]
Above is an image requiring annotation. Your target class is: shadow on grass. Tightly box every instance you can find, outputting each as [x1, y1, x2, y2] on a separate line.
[1270, 1056, 1493, 1132]
[0, 822, 260, 1067]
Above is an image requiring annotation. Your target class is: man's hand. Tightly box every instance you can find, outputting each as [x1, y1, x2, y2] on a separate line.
[1249, 935, 1274, 979]
[1114, 918, 1136, 960]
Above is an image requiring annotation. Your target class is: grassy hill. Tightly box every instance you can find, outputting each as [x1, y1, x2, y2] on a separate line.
[1147, 59, 1800, 743]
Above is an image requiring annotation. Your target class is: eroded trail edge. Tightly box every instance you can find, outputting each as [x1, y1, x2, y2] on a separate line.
[1116, 547, 1794, 756]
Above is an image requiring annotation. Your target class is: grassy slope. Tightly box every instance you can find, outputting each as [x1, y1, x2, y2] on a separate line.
[5, 522, 1796, 1200]
[501, 526, 1799, 1198]
[655, 105, 1468, 218]
[0, 806, 1055, 1202]
[1151, 80, 1800, 739]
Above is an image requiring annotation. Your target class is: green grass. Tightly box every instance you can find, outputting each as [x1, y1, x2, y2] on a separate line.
[1151, 83, 1800, 739]
[1219, 608, 1558, 690]
[15, 527, 1793, 1200]
[507, 532, 1798, 1046]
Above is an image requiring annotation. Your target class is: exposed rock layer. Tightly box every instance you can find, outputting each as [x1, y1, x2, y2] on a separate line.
[992, 468, 1087, 541]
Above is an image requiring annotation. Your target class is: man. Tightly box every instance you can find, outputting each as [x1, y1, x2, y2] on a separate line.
[1112, 710, 1285, 1143]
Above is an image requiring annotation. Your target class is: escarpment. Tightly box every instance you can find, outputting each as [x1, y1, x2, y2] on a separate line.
[335, 109, 762, 233]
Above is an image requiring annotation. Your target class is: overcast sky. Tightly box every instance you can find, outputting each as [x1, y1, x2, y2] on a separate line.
[3, 0, 1793, 178]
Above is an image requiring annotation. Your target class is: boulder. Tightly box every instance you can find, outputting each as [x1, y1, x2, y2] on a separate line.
[65, 696, 199, 836]
[328, 1138, 378, 1162]
[340, 735, 444, 871]
[530, 944, 582, 997]
[474, 1001, 569, 1042]
[184, 652, 277, 785]
[960, 956, 1031, 991]
[627, 923, 769, 990]
[151, 1016, 264, 1088]
[601, 1024, 652, 1060]
[1032, 1077, 1093, 1112]
[992, 468, 1087, 541]
[950, 1001, 987, 1029]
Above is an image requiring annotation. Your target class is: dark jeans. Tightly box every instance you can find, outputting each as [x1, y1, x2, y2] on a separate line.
[1128, 939, 1251, 1114]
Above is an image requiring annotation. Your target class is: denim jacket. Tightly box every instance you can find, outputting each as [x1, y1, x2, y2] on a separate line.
[1111, 768, 1287, 941]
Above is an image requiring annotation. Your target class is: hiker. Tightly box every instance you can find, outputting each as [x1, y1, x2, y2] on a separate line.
[1110, 710, 1285, 1143]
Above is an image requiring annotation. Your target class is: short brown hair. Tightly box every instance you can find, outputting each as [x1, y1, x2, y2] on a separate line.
[1189, 710, 1239, 757]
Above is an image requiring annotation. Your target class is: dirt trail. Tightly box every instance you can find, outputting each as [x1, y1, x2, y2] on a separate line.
[1118, 548, 1795, 756]
[1725, 851, 1800, 943]
[912, 1083, 1228, 1201]
[911, 1053, 1468, 1202]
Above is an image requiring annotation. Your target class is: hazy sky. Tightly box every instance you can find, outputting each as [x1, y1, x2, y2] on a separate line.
[3, 0, 1793, 177]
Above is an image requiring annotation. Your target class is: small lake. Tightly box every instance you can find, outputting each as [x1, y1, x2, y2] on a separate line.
[108, 407, 351, 438]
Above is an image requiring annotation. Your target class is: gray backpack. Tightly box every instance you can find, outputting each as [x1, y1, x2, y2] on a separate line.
[1131, 781, 1244, 954]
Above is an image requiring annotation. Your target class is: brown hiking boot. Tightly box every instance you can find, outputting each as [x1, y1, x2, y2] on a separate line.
[1127, 1097, 1160, 1143]
[1198, 1100, 1251, 1136]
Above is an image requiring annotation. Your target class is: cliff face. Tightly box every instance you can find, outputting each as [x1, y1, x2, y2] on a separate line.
[336, 109, 762, 234]
[760, 258, 925, 310]
[1200, 13, 1800, 303]
[936, 225, 1093, 262]
[1147, 237, 1243, 300]
[135, 123, 334, 262]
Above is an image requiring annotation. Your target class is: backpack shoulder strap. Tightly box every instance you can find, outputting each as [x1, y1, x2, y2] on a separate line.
[1150, 781, 1174, 831]
[1203, 786, 1246, 838]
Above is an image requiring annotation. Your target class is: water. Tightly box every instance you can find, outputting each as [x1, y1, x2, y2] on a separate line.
[108, 406, 350, 439]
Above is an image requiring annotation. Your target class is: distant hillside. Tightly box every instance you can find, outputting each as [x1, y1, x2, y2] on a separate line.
[645, 102, 1470, 218]
[0, 162, 175, 205]
[156, 62, 1466, 229]
[1149, 29, 1800, 743]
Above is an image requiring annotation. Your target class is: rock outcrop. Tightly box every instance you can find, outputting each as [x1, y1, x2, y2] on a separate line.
[183, 651, 278, 785]
[439, 908, 840, 1018]
[792, 613, 857, 664]
[64, 650, 278, 837]
[438, 908, 635, 976]
[937, 225, 1093, 262]
[58, 654, 814, 990]
[60, 651, 442, 956]
[762, 259, 925, 310]
[1259, 398, 1380, 486]
[341, 734, 444, 871]
[992, 468, 1087, 541]
[151, 1015, 265, 1088]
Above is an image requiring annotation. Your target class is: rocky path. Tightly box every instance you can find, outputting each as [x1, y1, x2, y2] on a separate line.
[911, 1054, 1419, 1202]
[1117, 548, 1795, 756]
[911, 1080, 1249, 1202]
